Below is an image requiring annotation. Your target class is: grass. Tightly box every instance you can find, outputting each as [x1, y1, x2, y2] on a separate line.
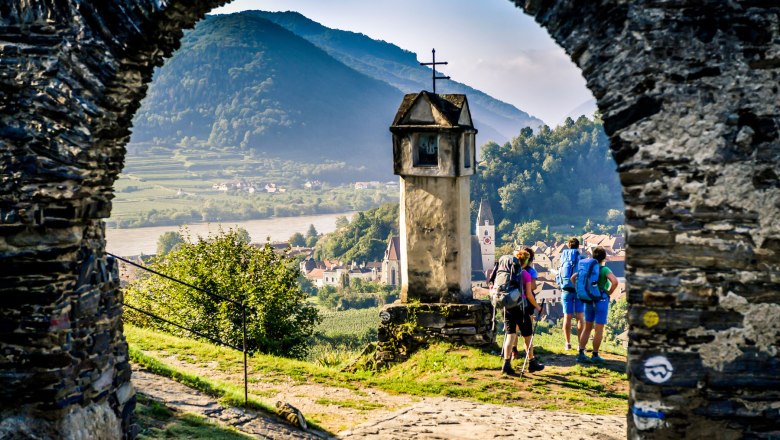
[126, 321, 628, 417]
[135, 394, 253, 439]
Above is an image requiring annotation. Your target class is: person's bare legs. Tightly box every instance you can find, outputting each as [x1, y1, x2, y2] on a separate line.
[576, 311, 585, 343]
[503, 333, 517, 361]
[523, 334, 534, 360]
[579, 321, 594, 352]
[593, 323, 605, 353]
[563, 313, 573, 346]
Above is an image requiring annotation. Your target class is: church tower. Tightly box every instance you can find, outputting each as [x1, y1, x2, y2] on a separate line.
[476, 199, 495, 277]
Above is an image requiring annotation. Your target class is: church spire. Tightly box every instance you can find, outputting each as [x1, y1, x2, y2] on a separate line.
[477, 199, 494, 227]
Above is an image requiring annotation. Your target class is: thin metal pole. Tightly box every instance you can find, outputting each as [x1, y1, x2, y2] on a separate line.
[242, 306, 248, 405]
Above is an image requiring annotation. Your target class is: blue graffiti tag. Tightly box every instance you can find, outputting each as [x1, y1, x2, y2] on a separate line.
[632, 406, 666, 419]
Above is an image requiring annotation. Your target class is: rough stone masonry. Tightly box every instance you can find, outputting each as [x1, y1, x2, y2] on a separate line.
[0, 1, 777, 439]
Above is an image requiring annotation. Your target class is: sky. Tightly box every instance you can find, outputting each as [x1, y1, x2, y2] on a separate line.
[211, 0, 595, 126]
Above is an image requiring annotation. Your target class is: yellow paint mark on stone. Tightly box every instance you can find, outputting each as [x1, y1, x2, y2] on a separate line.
[643, 311, 659, 328]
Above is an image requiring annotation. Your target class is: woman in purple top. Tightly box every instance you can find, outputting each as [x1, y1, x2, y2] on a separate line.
[500, 249, 544, 375]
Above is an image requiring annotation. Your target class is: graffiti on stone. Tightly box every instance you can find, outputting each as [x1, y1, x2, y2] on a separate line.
[643, 356, 674, 384]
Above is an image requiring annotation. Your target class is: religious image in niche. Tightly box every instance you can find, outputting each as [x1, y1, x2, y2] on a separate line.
[417, 134, 438, 166]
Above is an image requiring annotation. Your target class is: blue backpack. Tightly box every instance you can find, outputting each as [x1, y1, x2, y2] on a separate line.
[575, 258, 604, 303]
[556, 248, 580, 291]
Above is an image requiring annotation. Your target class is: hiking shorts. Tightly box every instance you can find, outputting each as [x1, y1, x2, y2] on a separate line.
[504, 307, 533, 337]
[561, 291, 585, 315]
[584, 298, 609, 325]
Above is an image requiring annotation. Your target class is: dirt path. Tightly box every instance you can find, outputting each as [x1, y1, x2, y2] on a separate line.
[132, 366, 627, 439]
[141, 354, 420, 432]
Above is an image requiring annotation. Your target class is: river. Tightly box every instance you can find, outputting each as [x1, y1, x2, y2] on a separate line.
[105, 212, 355, 257]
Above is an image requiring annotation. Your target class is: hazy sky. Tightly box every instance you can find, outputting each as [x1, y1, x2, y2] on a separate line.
[211, 0, 594, 126]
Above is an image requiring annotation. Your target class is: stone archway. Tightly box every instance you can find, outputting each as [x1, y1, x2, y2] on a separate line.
[0, 1, 777, 438]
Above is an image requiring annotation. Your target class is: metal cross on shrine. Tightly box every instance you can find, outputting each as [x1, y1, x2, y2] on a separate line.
[420, 48, 450, 94]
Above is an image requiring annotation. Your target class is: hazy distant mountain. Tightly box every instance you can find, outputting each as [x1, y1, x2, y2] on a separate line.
[131, 13, 400, 174]
[130, 12, 543, 180]
[251, 11, 543, 143]
[561, 98, 598, 126]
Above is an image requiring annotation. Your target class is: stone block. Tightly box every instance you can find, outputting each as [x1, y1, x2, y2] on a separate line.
[441, 327, 477, 335]
[417, 312, 447, 329]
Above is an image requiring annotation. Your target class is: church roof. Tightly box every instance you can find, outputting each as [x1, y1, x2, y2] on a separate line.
[385, 236, 401, 261]
[476, 199, 494, 226]
[390, 91, 475, 130]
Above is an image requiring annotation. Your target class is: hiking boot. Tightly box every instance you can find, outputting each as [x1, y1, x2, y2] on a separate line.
[501, 359, 516, 376]
[576, 352, 591, 364]
[591, 354, 605, 364]
[528, 358, 545, 373]
[564, 343, 572, 350]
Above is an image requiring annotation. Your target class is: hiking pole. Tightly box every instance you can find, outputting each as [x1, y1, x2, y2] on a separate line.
[520, 299, 546, 377]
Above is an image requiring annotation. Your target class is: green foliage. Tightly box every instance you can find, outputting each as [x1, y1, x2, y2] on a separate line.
[335, 215, 350, 229]
[127, 322, 628, 420]
[305, 224, 319, 247]
[289, 232, 306, 247]
[316, 283, 398, 311]
[314, 203, 399, 263]
[124, 228, 320, 358]
[607, 299, 629, 338]
[135, 394, 254, 440]
[472, 116, 622, 246]
[157, 231, 185, 256]
[506, 220, 549, 247]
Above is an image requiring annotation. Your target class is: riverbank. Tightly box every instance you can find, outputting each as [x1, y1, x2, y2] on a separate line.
[106, 211, 354, 256]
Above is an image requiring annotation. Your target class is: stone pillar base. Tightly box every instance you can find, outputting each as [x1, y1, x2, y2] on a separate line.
[375, 301, 495, 369]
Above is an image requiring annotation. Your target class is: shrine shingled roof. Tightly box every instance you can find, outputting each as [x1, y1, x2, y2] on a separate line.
[391, 91, 474, 129]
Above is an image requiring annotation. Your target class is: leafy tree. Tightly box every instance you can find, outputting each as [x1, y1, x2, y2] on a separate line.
[157, 231, 184, 256]
[471, 116, 622, 241]
[607, 298, 629, 337]
[314, 203, 399, 263]
[606, 209, 623, 225]
[289, 232, 306, 247]
[583, 219, 595, 234]
[125, 228, 319, 358]
[511, 220, 547, 247]
[235, 227, 251, 244]
[335, 215, 350, 229]
[305, 224, 319, 247]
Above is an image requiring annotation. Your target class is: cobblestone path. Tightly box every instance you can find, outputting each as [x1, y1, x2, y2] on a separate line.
[133, 368, 626, 439]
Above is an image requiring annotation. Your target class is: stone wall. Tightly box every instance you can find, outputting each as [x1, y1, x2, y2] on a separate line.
[375, 302, 495, 369]
[0, 2, 225, 438]
[516, 1, 780, 437]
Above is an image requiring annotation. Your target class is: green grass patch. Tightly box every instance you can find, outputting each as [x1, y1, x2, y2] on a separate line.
[126, 321, 628, 418]
[313, 397, 385, 411]
[135, 394, 253, 439]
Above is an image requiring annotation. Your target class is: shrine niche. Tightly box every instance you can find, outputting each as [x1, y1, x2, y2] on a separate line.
[0, 1, 778, 438]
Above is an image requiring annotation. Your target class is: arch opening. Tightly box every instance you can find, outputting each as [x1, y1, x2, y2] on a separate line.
[0, 1, 778, 438]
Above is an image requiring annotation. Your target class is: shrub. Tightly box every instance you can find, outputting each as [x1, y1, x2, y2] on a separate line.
[124, 228, 320, 358]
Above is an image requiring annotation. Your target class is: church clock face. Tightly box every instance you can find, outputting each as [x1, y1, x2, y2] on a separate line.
[483, 236, 492, 245]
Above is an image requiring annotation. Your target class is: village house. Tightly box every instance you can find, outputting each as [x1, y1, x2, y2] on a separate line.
[354, 181, 381, 190]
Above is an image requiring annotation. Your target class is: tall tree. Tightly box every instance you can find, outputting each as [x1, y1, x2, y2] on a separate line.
[157, 231, 184, 256]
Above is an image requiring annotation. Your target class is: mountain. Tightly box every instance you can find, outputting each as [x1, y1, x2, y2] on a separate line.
[250, 11, 543, 143]
[129, 12, 544, 181]
[131, 13, 400, 176]
[561, 98, 598, 126]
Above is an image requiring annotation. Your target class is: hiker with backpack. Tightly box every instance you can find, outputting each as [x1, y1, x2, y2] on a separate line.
[570, 246, 618, 364]
[488, 251, 544, 376]
[557, 237, 584, 350]
[509, 246, 539, 359]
